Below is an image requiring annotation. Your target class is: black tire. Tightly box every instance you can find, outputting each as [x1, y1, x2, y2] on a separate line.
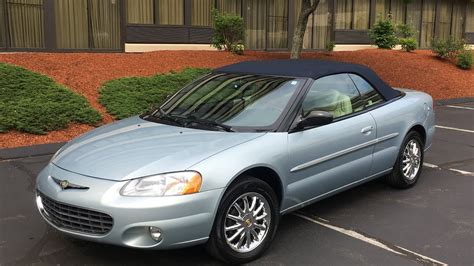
[386, 131, 424, 189]
[206, 176, 280, 264]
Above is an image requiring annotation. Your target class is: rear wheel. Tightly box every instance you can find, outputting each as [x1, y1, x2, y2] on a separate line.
[386, 131, 424, 188]
[206, 176, 279, 264]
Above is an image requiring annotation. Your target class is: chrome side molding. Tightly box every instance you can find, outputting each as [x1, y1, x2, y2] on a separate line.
[290, 133, 399, 172]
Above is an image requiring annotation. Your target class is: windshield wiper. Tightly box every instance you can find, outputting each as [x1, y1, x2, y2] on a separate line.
[145, 109, 234, 132]
[184, 116, 235, 132]
[145, 108, 185, 127]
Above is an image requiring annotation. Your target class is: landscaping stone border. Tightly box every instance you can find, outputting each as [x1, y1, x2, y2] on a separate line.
[434, 97, 474, 106]
[0, 142, 65, 160]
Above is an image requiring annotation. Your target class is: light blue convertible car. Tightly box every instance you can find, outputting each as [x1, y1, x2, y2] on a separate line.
[36, 60, 435, 263]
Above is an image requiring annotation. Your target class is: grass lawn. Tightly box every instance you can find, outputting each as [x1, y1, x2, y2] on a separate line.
[99, 68, 210, 119]
[0, 63, 101, 134]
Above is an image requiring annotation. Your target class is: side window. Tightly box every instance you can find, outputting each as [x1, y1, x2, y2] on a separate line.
[302, 74, 364, 119]
[349, 74, 384, 108]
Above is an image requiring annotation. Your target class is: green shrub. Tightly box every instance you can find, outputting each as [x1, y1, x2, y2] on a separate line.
[369, 16, 398, 49]
[399, 38, 418, 52]
[325, 41, 335, 52]
[457, 49, 473, 70]
[431, 37, 466, 59]
[99, 68, 210, 119]
[230, 42, 245, 55]
[0, 63, 101, 134]
[396, 23, 416, 38]
[396, 22, 417, 52]
[211, 9, 245, 55]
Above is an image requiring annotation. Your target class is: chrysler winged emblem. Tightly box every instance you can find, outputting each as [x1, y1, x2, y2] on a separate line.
[59, 180, 69, 189]
[51, 176, 89, 190]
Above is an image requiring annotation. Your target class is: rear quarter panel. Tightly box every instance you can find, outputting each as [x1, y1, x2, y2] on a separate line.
[369, 90, 435, 175]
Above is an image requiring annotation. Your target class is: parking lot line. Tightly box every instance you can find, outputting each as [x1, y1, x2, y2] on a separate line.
[293, 213, 448, 266]
[423, 162, 439, 168]
[424, 162, 474, 176]
[435, 125, 474, 134]
[445, 105, 474, 111]
[448, 168, 474, 176]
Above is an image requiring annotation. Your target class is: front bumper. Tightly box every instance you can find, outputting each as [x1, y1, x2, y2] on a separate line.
[36, 163, 223, 249]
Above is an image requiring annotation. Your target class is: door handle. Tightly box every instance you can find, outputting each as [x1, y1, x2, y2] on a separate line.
[361, 126, 374, 134]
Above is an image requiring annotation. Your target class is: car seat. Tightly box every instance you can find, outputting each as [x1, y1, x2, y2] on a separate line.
[303, 89, 353, 118]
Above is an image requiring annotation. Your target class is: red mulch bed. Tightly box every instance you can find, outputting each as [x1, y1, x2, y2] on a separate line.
[0, 49, 472, 148]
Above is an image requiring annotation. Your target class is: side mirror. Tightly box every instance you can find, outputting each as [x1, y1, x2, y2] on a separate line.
[296, 111, 333, 129]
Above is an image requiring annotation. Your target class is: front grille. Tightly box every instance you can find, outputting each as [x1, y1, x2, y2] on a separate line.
[38, 192, 113, 235]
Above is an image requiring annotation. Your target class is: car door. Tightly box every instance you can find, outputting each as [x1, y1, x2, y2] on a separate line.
[348, 74, 392, 176]
[285, 74, 377, 208]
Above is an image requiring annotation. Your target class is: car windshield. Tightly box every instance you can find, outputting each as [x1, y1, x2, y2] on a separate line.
[147, 73, 304, 131]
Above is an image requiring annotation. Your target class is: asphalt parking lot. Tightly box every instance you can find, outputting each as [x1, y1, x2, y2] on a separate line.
[0, 100, 473, 265]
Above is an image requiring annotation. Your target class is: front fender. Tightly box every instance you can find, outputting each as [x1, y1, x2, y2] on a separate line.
[187, 132, 289, 206]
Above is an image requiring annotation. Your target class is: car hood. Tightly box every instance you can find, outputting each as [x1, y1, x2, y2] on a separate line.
[52, 116, 265, 181]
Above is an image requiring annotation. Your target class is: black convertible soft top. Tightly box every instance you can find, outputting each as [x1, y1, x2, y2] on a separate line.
[214, 59, 401, 100]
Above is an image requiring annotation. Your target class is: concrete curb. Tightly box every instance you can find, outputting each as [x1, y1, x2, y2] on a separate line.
[0, 142, 65, 160]
[434, 97, 474, 106]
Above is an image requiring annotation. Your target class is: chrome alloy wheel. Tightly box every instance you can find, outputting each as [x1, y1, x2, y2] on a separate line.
[224, 192, 271, 253]
[402, 139, 421, 180]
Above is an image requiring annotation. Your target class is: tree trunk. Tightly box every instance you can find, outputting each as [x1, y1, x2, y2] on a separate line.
[290, 0, 320, 59]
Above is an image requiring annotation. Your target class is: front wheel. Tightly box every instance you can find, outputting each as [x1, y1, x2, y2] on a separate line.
[206, 176, 279, 264]
[386, 131, 424, 189]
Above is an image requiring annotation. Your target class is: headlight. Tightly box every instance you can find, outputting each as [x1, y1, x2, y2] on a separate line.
[120, 171, 202, 197]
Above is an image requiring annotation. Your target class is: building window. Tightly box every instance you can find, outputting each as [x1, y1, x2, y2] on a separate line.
[158, 0, 184, 25]
[127, 0, 154, 24]
[0, 1, 5, 48]
[336, 0, 370, 30]
[336, 0, 352, 29]
[406, 1, 421, 43]
[192, 0, 214, 26]
[295, 0, 331, 49]
[127, 0, 184, 25]
[389, 0, 405, 24]
[55, 0, 120, 50]
[353, 0, 370, 30]
[437, 0, 452, 40]
[450, 0, 464, 40]
[218, 0, 241, 16]
[421, 0, 436, 48]
[245, 0, 288, 50]
[375, 0, 405, 23]
[268, 0, 288, 49]
[7, 0, 45, 48]
[55, 0, 89, 49]
[467, 1, 474, 32]
[89, 0, 121, 49]
[311, 0, 330, 49]
[375, 0, 389, 19]
[245, 0, 266, 49]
